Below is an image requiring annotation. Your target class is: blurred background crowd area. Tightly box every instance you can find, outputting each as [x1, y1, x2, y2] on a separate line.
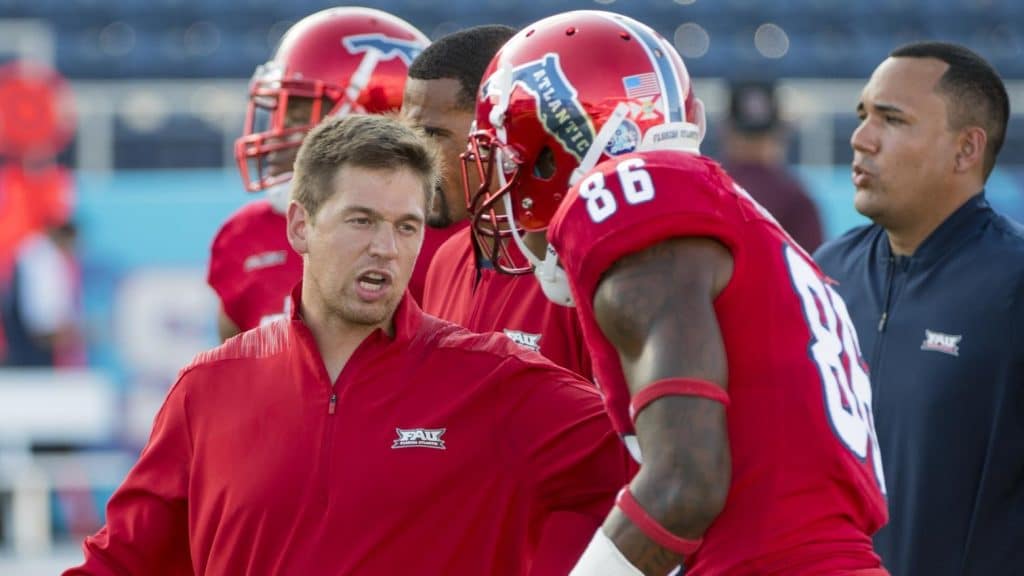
[0, 0, 1023, 572]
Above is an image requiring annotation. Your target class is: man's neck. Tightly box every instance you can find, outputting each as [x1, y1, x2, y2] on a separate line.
[300, 287, 389, 384]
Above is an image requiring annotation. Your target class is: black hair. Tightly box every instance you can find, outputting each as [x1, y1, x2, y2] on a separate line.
[408, 25, 517, 109]
[890, 41, 1009, 178]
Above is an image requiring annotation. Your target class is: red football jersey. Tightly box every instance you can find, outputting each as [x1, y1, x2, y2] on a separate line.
[423, 227, 592, 380]
[207, 200, 303, 332]
[410, 221, 467, 305]
[549, 150, 888, 574]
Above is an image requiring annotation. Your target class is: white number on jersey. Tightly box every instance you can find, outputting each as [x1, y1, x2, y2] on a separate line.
[785, 245, 886, 493]
[579, 157, 655, 223]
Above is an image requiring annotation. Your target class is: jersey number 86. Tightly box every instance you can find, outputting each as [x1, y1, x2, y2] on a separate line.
[579, 157, 655, 223]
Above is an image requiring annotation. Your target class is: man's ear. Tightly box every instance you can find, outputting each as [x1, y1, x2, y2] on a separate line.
[955, 126, 987, 174]
[287, 201, 311, 255]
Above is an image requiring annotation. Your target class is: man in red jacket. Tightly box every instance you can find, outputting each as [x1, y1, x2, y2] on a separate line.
[67, 115, 632, 575]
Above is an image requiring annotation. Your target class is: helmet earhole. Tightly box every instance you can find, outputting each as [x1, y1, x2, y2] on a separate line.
[533, 147, 556, 180]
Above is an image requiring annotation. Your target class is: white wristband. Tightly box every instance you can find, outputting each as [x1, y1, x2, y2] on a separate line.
[569, 528, 644, 576]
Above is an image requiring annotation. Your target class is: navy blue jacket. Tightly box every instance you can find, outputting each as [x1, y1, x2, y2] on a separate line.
[814, 193, 1024, 575]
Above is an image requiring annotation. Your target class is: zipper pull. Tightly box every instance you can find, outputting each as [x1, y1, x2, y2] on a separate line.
[328, 393, 337, 415]
[877, 312, 888, 333]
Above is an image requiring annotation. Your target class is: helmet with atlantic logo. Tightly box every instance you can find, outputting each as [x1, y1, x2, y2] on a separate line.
[235, 7, 429, 195]
[463, 10, 705, 274]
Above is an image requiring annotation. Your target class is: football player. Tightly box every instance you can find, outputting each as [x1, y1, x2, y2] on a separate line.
[209, 7, 428, 340]
[416, 25, 600, 576]
[400, 25, 516, 304]
[464, 10, 890, 575]
[419, 32, 593, 376]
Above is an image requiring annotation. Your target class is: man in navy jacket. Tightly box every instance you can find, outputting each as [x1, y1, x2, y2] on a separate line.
[815, 41, 1024, 575]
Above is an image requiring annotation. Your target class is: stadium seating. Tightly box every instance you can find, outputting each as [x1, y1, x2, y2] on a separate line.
[3, 0, 1020, 169]
[3, 0, 1020, 79]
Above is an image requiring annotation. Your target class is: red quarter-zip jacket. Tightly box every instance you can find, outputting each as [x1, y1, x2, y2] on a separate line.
[67, 288, 631, 575]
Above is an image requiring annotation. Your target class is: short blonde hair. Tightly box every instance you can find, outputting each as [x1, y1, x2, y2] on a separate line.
[291, 114, 438, 219]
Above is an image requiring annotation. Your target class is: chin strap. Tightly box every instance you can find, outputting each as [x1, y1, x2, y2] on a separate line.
[536, 243, 574, 307]
[570, 102, 630, 187]
[500, 189, 575, 307]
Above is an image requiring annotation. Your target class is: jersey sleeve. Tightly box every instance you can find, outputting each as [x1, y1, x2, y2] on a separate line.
[549, 151, 744, 308]
[207, 212, 247, 327]
[548, 151, 747, 436]
[65, 376, 194, 575]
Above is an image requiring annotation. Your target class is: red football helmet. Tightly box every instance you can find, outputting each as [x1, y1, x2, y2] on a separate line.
[463, 10, 705, 275]
[235, 7, 428, 194]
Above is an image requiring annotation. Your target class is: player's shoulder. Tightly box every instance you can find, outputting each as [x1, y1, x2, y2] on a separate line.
[635, 148, 720, 170]
[213, 200, 281, 244]
[551, 150, 740, 268]
[432, 225, 473, 261]
[588, 149, 723, 187]
[426, 227, 473, 279]
[417, 313, 535, 360]
[210, 199, 292, 275]
[422, 226, 474, 307]
[225, 199, 279, 225]
[179, 319, 291, 380]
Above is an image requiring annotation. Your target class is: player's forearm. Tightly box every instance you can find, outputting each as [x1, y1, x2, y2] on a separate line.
[605, 451, 728, 573]
[601, 490, 683, 574]
[600, 396, 730, 573]
[571, 476, 723, 576]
